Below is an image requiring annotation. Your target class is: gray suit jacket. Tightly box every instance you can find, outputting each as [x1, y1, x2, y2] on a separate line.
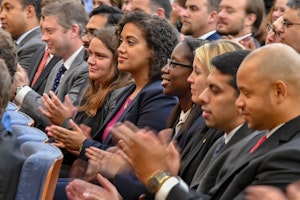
[17, 28, 45, 72]
[28, 45, 61, 95]
[20, 48, 88, 128]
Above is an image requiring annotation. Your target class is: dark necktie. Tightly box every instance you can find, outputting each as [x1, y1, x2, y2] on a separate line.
[213, 137, 225, 158]
[250, 135, 267, 153]
[51, 64, 66, 91]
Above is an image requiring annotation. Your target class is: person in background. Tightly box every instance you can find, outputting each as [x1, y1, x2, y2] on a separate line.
[0, 0, 44, 72]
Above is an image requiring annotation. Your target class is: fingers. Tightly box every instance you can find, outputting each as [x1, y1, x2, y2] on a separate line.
[158, 128, 173, 146]
[96, 173, 117, 193]
[69, 119, 82, 132]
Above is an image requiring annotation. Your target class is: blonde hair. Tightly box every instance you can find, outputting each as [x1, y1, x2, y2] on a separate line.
[194, 40, 245, 74]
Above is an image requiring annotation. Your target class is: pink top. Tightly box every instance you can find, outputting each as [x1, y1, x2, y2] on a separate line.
[101, 96, 133, 142]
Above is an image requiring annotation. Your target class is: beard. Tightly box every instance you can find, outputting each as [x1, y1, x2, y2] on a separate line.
[181, 24, 194, 36]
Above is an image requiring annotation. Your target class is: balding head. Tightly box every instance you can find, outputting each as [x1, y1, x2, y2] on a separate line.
[240, 43, 300, 89]
[236, 43, 300, 130]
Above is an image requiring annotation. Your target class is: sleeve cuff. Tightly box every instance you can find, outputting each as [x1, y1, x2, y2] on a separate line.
[155, 177, 188, 200]
[15, 85, 32, 105]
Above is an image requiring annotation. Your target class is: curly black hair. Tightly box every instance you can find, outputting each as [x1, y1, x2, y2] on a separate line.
[117, 11, 179, 80]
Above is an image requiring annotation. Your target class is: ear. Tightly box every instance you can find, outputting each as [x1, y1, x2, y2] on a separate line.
[272, 80, 287, 104]
[245, 13, 257, 27]
[208, 11, 218, 25]
[70, 24, 81, 38]
[25, 5, 35, 18]
[156, 8, 166, 19]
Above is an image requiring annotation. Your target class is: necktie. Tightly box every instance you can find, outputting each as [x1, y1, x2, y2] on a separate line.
[213, 137, 225, 158]
[31, 50, 50, 86]
[250, 135, 267, 153]
[51, 64, 66, 91]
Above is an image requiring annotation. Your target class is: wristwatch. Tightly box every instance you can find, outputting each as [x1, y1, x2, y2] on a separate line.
[146, 171, 171, 193]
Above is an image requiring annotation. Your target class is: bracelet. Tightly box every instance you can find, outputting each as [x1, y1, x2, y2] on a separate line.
[78, 144, 83, 153]
[146, 171, 172, 193]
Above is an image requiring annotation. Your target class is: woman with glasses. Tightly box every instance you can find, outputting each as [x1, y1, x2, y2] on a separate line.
[161, 38, 207, 148]
[266, 16, 283, 44]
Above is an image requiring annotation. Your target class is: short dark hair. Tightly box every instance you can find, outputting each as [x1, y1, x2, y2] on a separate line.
[117, 12, 178, 80]
[287, 0, 300, 10]
[211, 50, 251, 95]
[20, 0, 42, 20]
[90, 4, 123, 26]
[150, 0, 172, 19]
[182, 37, 208, 64]
[246, 0, 265, 34]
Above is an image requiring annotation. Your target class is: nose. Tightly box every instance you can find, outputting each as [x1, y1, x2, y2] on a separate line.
[235, 94, 244, 109]
[187, 71, 194, 84]
[41, 32, 48, 42]
[87, 54, 95, 65]
[218, 9, 226, 19]
[199, 87, 209, 105]
[161, 63, 169, 74]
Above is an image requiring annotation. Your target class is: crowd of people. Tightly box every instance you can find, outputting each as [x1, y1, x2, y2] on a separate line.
[1, 0, 300, 199]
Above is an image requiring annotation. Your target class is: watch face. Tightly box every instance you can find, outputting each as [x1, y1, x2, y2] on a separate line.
[147, 177, 159, 193]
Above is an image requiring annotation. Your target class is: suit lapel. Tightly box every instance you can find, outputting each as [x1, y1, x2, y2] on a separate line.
[216, 116, 300, 190]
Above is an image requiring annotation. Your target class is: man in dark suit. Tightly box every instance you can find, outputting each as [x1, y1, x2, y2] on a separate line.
[0, 0, 44, 72]
[13, 1, 89, 130]
[0, 59, 25, 200]
[180, 0, 221, 40]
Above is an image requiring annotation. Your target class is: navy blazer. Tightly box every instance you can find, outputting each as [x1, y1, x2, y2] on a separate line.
[205, 32, 222, 41]
[79, 80, 177, 159]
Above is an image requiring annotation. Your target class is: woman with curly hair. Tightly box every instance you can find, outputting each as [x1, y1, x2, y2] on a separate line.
[47, 10, 178, 169]
[50, 11, 178, 200]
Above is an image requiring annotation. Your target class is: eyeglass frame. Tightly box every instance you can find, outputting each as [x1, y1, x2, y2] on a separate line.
[166, 58, 193, 71]
[266, 22, 281, 38]
[281, 19, 300, 28]
[82, 29, 95, 40]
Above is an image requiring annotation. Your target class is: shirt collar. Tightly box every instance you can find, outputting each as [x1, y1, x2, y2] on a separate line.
[15, 26, 40, 45]
[63, 46, 83, 70]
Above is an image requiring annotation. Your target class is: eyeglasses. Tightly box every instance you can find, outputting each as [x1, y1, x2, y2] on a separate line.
[82, 29, 95, 40]
[166, 59, 193, 71]
[266, 23, 281, 38]
[281, 20, 300, 28]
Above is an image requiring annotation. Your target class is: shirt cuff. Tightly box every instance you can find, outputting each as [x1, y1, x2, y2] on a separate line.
[15, 85, 32, 105]
[155, 177, 188, 200]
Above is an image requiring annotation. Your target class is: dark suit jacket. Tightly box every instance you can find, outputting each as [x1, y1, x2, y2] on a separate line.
[20, 48, 88, 129]
[79, 80, 177, 159]
[28, 45, 61, 95]
[17, 28, 45, 72]
[190, 123, 256, 189]
[165, 115, 300, 200]
[205, 32, 222, 41]
[0, 122, 25, 200]
[179, 125, 223, 185]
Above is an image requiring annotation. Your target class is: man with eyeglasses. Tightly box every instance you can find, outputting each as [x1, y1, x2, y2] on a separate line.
[82, 5, 123, 59]
[280, 0, 300, 53]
